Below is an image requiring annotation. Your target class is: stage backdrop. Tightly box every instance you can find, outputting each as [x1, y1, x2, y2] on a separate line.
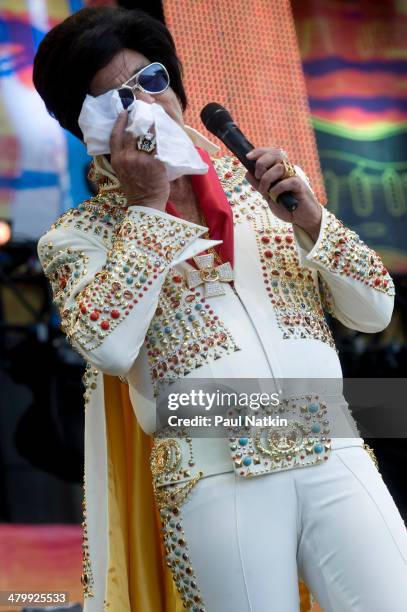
[292, 0, 407, 273]
[0, 0, 91, 241]
[163, 0, 326, 207]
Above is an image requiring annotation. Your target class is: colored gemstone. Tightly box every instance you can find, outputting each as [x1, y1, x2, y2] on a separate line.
[243, 457, 252, 466]
[314, 443, 324, 454]
[308, 402, 319, 413]
[90, 311, 99, 321]
[239, 438, 249, 446]
[111, 309, 120, 319]
[101, 320, 110, 330]
[261, 236, 270, 244]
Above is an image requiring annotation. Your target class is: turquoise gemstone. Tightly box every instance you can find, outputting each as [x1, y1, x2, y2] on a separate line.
[153, 323, 160, 331]
[126, 277, 133, 284]
[164, 326, 172, 333]
[188, 314, 195, 322]
[314, 443, 324, 454]
[103, 214, 111, 222]
[139, 275, 147, 283]
[123, 265, 130, 272]
[239, 438, 249, 446]
[311, 423, 321, 433]
[243, 457, 252, 466]
[175, 312, 182, 320]
[308, 402, 319, 413]
[74, 271, 80, 278]
[195, 303, 203, 310]
[234, 185, 242, 192]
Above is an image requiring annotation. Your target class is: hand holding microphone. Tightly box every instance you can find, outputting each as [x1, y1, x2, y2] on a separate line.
[201, 103, 323, 241]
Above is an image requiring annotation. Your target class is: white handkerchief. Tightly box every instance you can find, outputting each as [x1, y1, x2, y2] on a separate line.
[78, 90, 208, 181]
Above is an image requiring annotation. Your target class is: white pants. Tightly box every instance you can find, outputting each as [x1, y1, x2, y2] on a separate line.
[179, 446, 407, 611]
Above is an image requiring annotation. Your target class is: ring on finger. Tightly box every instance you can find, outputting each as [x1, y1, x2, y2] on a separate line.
[281, 159, 296, 180]
[136, 131, 156, 154]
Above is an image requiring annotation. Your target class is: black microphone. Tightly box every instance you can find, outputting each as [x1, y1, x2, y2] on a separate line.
[200, 102, 298, 212]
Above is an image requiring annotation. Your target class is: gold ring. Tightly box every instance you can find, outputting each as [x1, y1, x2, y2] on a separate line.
[281, 159, 296, 180]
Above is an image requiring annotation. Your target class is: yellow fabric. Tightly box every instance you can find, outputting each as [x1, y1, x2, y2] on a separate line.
[102, 373, 312, 611]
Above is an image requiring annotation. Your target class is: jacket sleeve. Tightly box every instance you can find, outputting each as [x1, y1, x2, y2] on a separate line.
[37, 204, 220, 376]
[293, 206, 395, 333]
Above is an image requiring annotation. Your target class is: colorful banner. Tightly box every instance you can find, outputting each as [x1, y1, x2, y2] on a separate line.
[293, 0, 407, 272]
[0, 0, 91, 241]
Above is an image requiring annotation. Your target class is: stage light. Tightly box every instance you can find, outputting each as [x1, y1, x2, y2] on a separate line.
[0, 219, 12, 245]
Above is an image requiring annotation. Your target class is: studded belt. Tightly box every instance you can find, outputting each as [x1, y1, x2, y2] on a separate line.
[150, 394, 364, 509]
[224, 394, 332, 477]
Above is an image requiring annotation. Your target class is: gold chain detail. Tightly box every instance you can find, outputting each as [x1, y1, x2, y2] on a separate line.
[153, 471, 204, 511]
[81, 480, 95, 598]
[363, 443, 380, 471]
[199, 209, 224, 266]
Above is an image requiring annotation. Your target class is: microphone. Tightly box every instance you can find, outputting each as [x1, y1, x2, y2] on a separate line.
[200, 102, 298, 212]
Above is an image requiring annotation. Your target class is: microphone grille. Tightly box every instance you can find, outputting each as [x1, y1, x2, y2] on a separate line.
[200, 103, 233, 135]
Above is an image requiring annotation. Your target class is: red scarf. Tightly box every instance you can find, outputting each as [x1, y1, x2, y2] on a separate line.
[165, 146, 234, 268]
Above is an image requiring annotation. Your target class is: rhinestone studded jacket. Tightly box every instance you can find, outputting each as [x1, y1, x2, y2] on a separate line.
[37, 154, 395, 434]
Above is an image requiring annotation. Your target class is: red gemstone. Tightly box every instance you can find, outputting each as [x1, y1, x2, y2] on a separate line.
[111, 309, 120, 319]
[261, 236, 270, 244]
[173, 275, 183, 283]
[101, 320, 109, 330]
[264, 250, 273, 258]
[90, 311, 99, 321]
[285, 235, 293, 243]
[274, 235, 282, 243]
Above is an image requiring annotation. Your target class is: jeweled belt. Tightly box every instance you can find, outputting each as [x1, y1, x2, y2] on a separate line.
[225, 394, 332, 477]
